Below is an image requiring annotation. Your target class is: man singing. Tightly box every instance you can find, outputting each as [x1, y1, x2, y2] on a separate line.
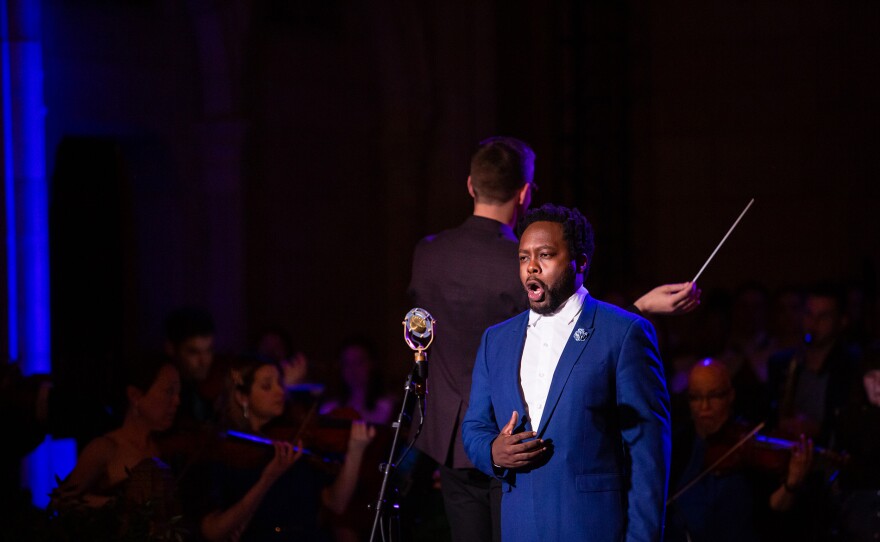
[462, 204, 671, 542]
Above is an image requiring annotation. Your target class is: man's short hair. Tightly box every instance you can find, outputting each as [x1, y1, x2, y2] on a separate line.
[469, 136, 535, 204]
[805, 282, 846, 312]
[517, 203, 595, 273]
[165, 307, 215, 346]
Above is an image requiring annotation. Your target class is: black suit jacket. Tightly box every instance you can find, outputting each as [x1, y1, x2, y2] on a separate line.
[408, 215, 526, 468]
[766, 341, 859, 445]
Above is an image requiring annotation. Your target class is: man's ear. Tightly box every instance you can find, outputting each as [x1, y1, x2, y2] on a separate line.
[517, 182, 531, 206]
[467, 176, 476, 199]
[576, 253, 589, 274]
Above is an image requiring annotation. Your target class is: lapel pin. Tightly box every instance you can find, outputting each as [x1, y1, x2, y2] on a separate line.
[573, 328, 589, 342]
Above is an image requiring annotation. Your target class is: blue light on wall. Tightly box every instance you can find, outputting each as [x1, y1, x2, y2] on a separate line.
[2, 0, 74, 508]
[1, 0, 18, 362]
[22, 437, 76, 508]
[14, 37, 51, 376]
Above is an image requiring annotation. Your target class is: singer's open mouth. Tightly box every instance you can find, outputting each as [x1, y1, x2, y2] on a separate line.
[526, 279, 545, 302]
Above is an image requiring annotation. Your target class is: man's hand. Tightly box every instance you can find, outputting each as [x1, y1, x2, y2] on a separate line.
[633, 282, 701, 315]
[785, 434, 814, 490]
[490, 411, 545, 469]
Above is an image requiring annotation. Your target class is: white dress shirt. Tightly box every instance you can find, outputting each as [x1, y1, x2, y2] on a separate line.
[519, 286, 588, 429]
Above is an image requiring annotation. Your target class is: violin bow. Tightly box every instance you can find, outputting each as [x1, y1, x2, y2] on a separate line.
[667, 421, 765, 506]
[292, 400, 320, 444]
[224, 430, 334, 462]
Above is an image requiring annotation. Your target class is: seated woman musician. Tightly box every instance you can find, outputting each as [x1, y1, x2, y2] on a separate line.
[666, 358, 814, 542]
[52, 353, 182, 536]
[199, 354, 375, 541]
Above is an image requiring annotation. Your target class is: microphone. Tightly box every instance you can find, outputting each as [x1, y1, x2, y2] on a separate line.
[403, 308, 435, 380]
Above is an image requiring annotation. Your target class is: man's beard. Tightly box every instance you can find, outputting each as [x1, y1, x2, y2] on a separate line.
[529, 264, 577, 316]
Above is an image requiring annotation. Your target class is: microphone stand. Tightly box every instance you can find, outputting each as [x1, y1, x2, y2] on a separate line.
[369, 309, 434, 542]
[369, 349, 426, 542]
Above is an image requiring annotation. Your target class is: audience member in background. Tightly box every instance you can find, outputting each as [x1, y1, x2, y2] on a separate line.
[833, 346, 880, 542]
[199, 355, 375, 541]
[666, 359, 813, 542]
[52, 353, 182, 539]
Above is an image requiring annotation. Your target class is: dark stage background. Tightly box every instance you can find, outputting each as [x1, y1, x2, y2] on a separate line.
[8, 0, 878, 384]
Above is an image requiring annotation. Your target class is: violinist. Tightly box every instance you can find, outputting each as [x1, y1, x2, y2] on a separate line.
[198, 354, 375, 541]
[666, 358, 813, 542]
[767, 285, 859, 445]
[319, 338, 396, 541]
[764, 286, 859, 540]
[52, 353, 183, 539]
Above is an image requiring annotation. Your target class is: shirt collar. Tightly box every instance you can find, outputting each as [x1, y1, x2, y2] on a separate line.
[465, 215, 516, 240]
[528, 285, 588, 327]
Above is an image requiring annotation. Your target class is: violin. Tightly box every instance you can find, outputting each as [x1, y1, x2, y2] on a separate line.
[703, 420, 847, 475]
[217, 405, 385, 471]
[669, 419, 848, 506]
[703, 422, 846, 474]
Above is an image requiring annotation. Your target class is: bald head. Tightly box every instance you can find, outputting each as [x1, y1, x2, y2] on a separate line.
[687, 359, 735, 437]
[688, 359, 732, 391]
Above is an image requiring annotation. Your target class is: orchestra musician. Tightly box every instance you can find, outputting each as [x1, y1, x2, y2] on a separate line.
[666, 358, 814, 542]
[51, 353, 183, 539]
[197, 354, 375, 541]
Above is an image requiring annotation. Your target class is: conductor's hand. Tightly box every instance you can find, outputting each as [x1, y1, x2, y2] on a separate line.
[633, 282, 701, 316]
[490, 411, 545, 469]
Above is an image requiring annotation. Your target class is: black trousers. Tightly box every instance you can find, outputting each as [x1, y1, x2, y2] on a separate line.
[438, 465, 502, 542]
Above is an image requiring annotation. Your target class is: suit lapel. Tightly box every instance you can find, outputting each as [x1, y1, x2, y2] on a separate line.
[536, 295, 599, 436]
[502, 313, 530, 432]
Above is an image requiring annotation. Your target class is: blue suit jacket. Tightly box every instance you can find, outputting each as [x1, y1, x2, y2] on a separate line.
[462, 295, 671, 542]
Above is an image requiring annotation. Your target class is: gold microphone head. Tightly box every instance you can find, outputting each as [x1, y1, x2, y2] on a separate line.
[410, 315, 427, 334]
[403, 308, 435, 351]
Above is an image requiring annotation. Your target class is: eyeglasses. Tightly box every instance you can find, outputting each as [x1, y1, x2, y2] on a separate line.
[687, 389, 732, 403]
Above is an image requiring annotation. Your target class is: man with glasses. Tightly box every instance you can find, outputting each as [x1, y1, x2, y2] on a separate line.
[666, 359, 813, 542]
